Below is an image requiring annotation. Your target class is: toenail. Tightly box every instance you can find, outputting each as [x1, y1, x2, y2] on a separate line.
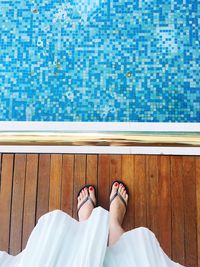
[89, 186, 93, 191]
[114, 182, 118, 186]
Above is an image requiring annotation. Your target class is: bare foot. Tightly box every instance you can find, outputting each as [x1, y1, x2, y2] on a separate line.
[109, 182, 128, 226]
[77, 186, 96, 222]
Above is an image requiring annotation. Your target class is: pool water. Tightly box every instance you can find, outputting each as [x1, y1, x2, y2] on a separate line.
[0, 0, 199, 122]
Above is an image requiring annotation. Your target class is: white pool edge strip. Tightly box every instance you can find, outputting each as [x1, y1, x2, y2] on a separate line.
[0, 146, 199, 155]
[0, 122, 199, 132]
[1, 122, 199, 154]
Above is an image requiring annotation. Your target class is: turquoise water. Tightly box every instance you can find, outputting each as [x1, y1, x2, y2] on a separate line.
[0, 0, 199, 121]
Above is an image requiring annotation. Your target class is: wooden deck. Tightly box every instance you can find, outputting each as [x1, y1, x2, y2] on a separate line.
[0, 154, 199, 267]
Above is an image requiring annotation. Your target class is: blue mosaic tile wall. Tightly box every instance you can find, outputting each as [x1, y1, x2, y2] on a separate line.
[0, 0, 199, 122]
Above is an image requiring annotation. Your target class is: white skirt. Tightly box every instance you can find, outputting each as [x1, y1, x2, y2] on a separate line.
[0, 207, 184, 267]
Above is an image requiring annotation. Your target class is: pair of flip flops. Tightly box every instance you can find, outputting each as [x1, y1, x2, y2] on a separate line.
[77, 181, 128, 214]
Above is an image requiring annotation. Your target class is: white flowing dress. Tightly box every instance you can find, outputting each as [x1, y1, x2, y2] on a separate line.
[0, 207, 184, 267]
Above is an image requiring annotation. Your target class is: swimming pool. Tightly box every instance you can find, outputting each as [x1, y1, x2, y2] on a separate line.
[0, 0, 199, 122]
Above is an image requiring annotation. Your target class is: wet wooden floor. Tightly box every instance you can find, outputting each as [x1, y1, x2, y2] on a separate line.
[0, 154, 199, 267]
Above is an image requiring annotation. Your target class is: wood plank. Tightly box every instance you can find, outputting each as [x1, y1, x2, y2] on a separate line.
[109, 155, 121, 184]
[109, 154, 122, 221]
[10, 154, 26, 255]
[0, 153, 2, 189]
[73, 155, 86, 219]
[146, 155, 159, 237]
[61, 154, 74, 216]
[158, 156, 171, 258]
[196, 157, 200, 267]
[0, 154, 14, 252]
[86, 154, 98, 204]
[22, 154, 38, 250]
[36, 154, 51, 221]
[109, 155, 122, 185]
[86, 154, 98, 187]
[122, 155, 134, 231]
[98, 155, 110, 210]
[182, 156, 197, 267]
[171, 156, 185, 265]
[49, 154, 62, 211]
[134, 155, 147, 227]
[0, 152, 199, 267]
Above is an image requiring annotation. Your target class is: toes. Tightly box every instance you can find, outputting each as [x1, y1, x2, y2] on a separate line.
[89, 186, 95, 196]
[80, 191, 84, 198]
[84, 187, 89, 197]
[122, 187, 126, 195]
[113, 182, 119, 191]
[77, 186, 95, 221]
[121, 184, 126, 191]
[78, 187, 87, 200]
[119, 183, 128, 200]
[89, 186, 96, 203]
[110, 181, 119, 199]
[77, 189, 85, 209]
[118, 183, 124, 194]
[122, 190, 126, 198]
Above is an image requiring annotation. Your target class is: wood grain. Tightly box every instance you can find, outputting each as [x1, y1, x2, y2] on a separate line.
[73, 155, 86, 219]
[0, 154, 14, 251]
[109, 155, 122, 185]
[61, 154, 74, 216]
[0, 153, 1, 189]
[182, 156, 197, 267]
[36, 154, 51, 221]
[22, 154, 38, 250]
[122, 155, 134, 230]
[171, 156, 185, 265]
[196, 157, 200, 267]
[110, 155, 122, 210]
[134, 155, 147, 227]
[98, 155, 110, 210]
[86, 155, 98, 188]
[10, 154, 26, 255]
[0, 153, 199, 267]
[49, 154, 62, 211]
[158, 156, 171, 258]
[146, 155, 159, 237]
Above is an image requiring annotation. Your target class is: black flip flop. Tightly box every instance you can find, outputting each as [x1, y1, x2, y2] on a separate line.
[77, 185, 96, 215]
[110, 180, 128, 210]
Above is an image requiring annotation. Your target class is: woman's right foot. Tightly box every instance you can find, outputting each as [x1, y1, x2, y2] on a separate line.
[77, 186, 96, 222]
[109, 181, 128, 226]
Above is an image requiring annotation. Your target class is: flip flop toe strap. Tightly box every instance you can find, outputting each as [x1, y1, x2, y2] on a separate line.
[110, 192, 127, 210]
[77, 196, 96, 213]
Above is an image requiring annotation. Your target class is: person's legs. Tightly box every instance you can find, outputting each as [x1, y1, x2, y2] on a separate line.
[77, 186, 96, 222]
[108, 182, 128, 247]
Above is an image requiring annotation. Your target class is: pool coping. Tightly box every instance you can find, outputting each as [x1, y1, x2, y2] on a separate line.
[0, 122, 199, 155]
[0, 122, 199, 131]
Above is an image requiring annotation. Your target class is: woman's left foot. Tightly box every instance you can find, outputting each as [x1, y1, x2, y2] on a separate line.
[108, 182, 128, 247]
[77, 186, 96, 222]
[109, 182, 128, 226]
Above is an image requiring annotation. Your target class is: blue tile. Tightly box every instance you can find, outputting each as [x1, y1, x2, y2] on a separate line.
[0, 0, 199, 122]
